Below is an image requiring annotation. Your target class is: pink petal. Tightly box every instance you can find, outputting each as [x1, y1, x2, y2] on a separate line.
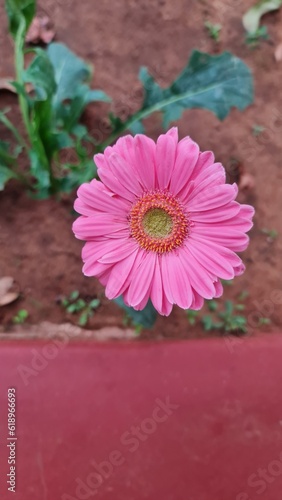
[82, 239, 121, 262]
[189, 234, 243, 267]
[161, 252, 193, 309]
[72, 214, 128, 240]
[187, 164, 226, 201]
[75, 180, 130, 216]
[150, 255, 163, 314]
[239, 204, 255, 219]
[179, 180, 196, 205]
[234, 263, 246, 276]
[187, 184, 238, 212]
[214, 280, 223, 298]
[190, 151, 215, 181]
[161, 293, 174, 316]
[83, 257, 111, 277]
[165, 126, 178, 144]
[94, 153, 107, 170]
[190, 291, 205, 310]
[180, 246, 216, 299]
[98, 168, 136, 202]
[134, 135, 156, 190]
[107, 153, 142, 196]
[190, 202, 241, 223]
[98, 239, 138, 264]
[149, 255, 173, 316]
[127, 252, 156, 307]
[155, 134, 177, 189]
[186, 239, 235, 280]
[191, 226, 250, 252]
[105, 249, 140, 299]
[169, 137, 200, 195]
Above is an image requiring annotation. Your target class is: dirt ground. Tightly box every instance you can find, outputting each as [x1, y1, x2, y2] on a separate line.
[0, 0, 282, 338]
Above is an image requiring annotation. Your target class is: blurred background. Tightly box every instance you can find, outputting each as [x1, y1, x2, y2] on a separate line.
[0, 0, 281, 338]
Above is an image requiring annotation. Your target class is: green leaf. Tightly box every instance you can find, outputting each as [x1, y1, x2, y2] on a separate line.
[76, 298, 86, 310]
[129, 120, 145, 134]
[202, 315, 213, 331]
[89, 299, 100, 309]
[46, 43, 93, 109]
[67, 304, 77, 314]
[46, 43, 110, 131]
[5, 0, 35, 37]
[207, 300, 218, 312]
[0, 140, 16, 167]
[186, 310, 198, 326]
[224, 300, 234, 316]
[28, 149, 51, 196]
[78, 311, 89, 326]
[243, 0, 282, 33]
[86, 89, 111, 103]
[138, 51, 254, 126]
[23, 49, 57, 101]
[114, 297, 158, 329]
[0, 166, 17, 190]
[60, 159, 97, 193]
[69, 290, 79, 301]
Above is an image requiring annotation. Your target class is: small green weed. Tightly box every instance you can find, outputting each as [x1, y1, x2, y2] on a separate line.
[245, 26, 269, 47]
[205, 21, 222, 42]
[61, 290, 100, 326]
[12, 309, 29, 324]
[202, 300, 247, 333]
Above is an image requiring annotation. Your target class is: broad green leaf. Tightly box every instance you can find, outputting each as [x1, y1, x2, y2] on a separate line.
[0, 166, 17, 190]
[114, 297, 158, 329]
[46, 43, 110, 130]
[23, 49, 57, 100]
[59, 159, 97, 193]
[86, 89, 111, 103]
[57, 86, 110, 132]
[46, 43, 93, 108]
[5, 0, 35, 37]
[55, 131, 74, 149]
[138, 50, 253, 127]
[243, 0, 282, 33]
[129, 120, 145, 134]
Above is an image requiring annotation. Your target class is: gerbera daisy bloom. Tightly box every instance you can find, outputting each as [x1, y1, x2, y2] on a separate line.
[72, 128, 254, 316]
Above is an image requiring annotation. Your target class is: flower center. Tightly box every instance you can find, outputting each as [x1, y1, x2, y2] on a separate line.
[142, 208, 173, 238]
[129, 190, 189, 253]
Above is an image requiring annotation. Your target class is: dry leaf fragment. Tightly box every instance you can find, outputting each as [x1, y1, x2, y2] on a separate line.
[0, 277, 20, 306]
[0, 79, 33, 94]
[25, 15, 55, 45]
[239, 173, 255, 191]
[275, 43, 282, 61]
[0, 79, 16, 93]
[0, 292, 19, 307]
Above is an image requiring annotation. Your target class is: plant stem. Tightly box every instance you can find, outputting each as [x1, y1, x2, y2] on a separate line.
[14, 18, 33, 142]
[14, 18, 57, 194]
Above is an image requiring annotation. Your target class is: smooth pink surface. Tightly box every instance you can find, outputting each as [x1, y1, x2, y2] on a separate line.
[0, 336, 282, 500]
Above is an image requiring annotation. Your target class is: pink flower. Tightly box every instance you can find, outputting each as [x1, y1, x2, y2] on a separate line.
[72, 128, 254, 316]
